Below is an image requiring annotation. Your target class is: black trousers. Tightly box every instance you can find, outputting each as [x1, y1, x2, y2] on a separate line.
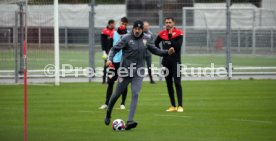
[102, 60, 107, 83]
[163, 61, 183, 107]
[145, 55, 154, 82]
[105, 62, 128, 105]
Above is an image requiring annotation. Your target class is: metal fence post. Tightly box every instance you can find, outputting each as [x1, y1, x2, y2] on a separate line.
[226, 0, 232, 79]
[252, 9, 256, 55]
[203, 13, 210, 52]
[238, 28, 241, 52]
[8, 29, 11, 48]
[182, 8, 186, 54]
[271, 28, 274, 52]
[65, 27, 68, 48]
[89, 0, 96, 82]
[157, 0, 163, 81]
[38, 27, 41, 48]
[19, 2, 24, 75]
[14, 12, 19, 83]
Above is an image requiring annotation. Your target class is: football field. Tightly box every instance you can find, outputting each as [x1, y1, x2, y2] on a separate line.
[0, 80, 276, 141]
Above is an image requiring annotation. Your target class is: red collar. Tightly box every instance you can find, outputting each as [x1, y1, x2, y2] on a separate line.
[102, 27, 115, 38]
[158, 27, 183, 40]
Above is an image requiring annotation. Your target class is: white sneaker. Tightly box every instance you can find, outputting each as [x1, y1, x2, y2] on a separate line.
[120, 105, 126, 110]
[99, 104, 107, 109]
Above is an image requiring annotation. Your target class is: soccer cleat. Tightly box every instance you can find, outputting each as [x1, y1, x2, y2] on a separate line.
[125, 121, 138, 130]
[177, 106, 184, 112]
[150, 80, 156, 84]
[166, 106, 177, 112]
[99, 104, 108, 109]
[104, 116, 111, 125]
[120, 105, 126, 110]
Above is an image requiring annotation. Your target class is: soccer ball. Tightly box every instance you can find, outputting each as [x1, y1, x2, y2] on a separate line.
[112, 119, 125, 131]
[102, 54, 107, 60]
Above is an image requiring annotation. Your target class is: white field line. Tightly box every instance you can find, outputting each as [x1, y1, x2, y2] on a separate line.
[79, 108, 128, 113]
[0, 107, 20, 110]
[154, 114, 273, 124]
[79, 110, 95, 113]
[229, 118, 273, 124]
[79, 110, 106, 114]
[27, 83, 54, 86]
[154, 114, 192, 118]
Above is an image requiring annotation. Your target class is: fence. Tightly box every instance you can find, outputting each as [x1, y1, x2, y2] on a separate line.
[183, 7, 276, 54]
[0, 0, 276, 84]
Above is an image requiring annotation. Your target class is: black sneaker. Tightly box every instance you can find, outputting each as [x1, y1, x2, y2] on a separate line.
[150, 80, 155, 84]
[125, 121, 138, 130]
[104, 116, 111, 125]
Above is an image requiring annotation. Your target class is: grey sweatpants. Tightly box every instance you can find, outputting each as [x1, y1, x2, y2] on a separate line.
[107, 76, 143, 121]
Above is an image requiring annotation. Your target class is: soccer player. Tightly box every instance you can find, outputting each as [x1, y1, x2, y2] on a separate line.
[101, 19, 115, 84]
[99, 17, 129, 110]
[104, 20, 175, 130]
[143, 21, 155, 84]
[155, 17, 184, 112]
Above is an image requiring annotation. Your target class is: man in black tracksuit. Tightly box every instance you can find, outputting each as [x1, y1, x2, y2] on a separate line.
[155, 17, 184, 112]
[101, 19, 115, 84]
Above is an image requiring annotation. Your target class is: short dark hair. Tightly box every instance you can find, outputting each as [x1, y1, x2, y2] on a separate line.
[121, 17, 128, 23]
[108, 19, 115, 25]
[164, 17, 175, 22]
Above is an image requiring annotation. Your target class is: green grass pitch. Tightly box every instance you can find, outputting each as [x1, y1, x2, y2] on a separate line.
[0, 80, 276, 141]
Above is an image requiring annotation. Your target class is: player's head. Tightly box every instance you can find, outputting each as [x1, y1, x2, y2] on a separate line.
[117, 17, 128, 35]
[120, 17, 128, 28]
[143, 21, 149, 32]
[164, 17, 175, 30]
[107, 19, 115, 29]
[132, 20, 143, 38]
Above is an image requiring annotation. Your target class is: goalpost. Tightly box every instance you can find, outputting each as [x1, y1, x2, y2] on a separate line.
[54, 0, 60, 86]
[24, 1, 60, 140]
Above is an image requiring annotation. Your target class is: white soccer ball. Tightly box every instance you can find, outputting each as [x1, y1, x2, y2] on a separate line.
[112, 119, 125, 131]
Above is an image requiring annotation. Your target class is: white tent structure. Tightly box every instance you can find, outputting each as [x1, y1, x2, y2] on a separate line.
[0, 4, 126, 28]
[262, 0, 276, 10]
[192, 3, 276, 29]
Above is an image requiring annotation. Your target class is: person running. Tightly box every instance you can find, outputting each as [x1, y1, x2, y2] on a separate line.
[104, 20, 175, 130]
[155, 17, 184, 112]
